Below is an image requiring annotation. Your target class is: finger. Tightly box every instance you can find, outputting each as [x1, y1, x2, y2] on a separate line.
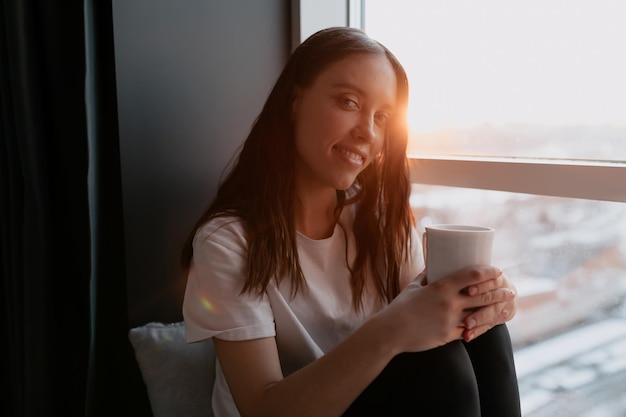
[454, 326, 467, 342]
[438, 265, 502, 291]
[463, 273, 504, 296]
[464, 300, 511, 330]
[466, 287, 516, 310]
[500, 298, 517, 321]
[462, 324, 493, 342]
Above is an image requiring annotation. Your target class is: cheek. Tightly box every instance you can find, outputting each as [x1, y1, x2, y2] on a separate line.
[293, 123, 323, 163]
[293, 126, 311, 159]
[293, 109, 317, 154]
[298, 111, 344, 148]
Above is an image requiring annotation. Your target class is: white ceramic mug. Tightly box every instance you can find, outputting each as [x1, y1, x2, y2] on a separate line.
[422, 224, 495, 284]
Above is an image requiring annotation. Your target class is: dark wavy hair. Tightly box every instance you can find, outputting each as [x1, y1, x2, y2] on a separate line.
[181, 27, 413, 309]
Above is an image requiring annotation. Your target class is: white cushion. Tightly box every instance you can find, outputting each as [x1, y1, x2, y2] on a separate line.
[128, 321, 215, 417]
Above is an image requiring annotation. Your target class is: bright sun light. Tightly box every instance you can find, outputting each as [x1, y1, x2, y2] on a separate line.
[365, 0, 626, 133]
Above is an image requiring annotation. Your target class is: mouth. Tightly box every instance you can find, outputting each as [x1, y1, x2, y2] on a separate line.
[334, 145, 365, 166]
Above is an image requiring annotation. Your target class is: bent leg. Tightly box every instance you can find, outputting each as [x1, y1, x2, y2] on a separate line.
[463, 324, 521, 417]
[343, 340, 480, 417]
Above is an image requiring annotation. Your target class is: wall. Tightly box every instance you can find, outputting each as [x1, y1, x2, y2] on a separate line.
[112, 0, 290, 327]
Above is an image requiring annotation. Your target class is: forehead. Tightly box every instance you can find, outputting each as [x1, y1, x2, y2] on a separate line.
[313, 53, 397, 107]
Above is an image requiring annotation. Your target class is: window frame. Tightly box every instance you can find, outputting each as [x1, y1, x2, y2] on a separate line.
[291, 0, 363, 49]
[410, 156, 626, 203]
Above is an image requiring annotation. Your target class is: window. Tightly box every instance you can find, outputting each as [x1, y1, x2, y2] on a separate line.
[363, 1, 626, 416]
[295, 1, 626, 415]
[364, 0, 626, 161]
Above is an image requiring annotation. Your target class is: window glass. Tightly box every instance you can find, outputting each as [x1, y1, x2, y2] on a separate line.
[411, 183, 626, 416]
[365, 0, 626, 161]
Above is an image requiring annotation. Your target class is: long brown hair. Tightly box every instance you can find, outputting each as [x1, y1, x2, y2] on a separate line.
[181, 27, 413, 309]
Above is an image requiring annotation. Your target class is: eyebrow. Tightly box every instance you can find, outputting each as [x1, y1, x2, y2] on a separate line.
[332, 81, 366, 96]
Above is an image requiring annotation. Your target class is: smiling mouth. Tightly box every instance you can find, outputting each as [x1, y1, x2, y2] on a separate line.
[334, 146, 365, 165]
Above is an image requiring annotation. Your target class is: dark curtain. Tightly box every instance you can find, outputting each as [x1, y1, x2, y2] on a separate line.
[1, 1, 149, 416]
[84, 1, 151, 416]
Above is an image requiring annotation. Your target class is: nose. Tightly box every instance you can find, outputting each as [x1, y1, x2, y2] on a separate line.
[353, 112, 376, 143]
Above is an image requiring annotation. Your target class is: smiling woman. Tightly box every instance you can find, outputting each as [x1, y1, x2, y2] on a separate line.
[180, 26, 521, 417]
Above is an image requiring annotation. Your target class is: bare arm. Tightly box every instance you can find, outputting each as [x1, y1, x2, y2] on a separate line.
[214, 316, 393, 417]
[214, 265, 515, 417]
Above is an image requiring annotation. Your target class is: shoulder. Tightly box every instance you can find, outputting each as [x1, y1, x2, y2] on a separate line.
[193, 215, 248, 257]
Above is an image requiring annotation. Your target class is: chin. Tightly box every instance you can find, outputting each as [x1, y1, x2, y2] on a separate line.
[334, 179, 358, 192]
[327, 170, 363, 192]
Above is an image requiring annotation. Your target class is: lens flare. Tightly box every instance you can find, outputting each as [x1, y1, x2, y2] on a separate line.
[200, 296, 214, 312]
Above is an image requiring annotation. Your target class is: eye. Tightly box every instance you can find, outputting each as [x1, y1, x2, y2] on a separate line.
[374, 112, 390, 126]
[339, 96, 359, 110]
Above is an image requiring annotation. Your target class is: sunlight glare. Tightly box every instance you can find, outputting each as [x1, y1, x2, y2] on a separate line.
[365, 0, 626, 132]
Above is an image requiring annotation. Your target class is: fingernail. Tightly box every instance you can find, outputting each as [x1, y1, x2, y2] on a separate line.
[468, 286, 478, 296]
[467, 318, 477, 329]
[501, 310, 509, 318]
[468, 332, 476, 341]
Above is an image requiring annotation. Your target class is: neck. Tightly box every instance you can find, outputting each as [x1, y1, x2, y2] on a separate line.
[294, 188, 338, 240]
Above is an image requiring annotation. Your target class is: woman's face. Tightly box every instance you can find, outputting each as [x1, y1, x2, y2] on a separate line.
[291, 53, 397, 193]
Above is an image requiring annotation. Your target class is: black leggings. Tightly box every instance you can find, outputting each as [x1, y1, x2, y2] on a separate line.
[343, 324, 521, 417]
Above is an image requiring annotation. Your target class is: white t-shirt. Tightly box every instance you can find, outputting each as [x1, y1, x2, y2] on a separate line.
[183, 207, 423, 417]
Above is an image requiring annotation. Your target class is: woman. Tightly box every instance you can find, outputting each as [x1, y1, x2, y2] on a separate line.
[182, 27, 520, 417]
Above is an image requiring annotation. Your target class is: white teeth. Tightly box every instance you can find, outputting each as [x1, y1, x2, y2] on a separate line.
[336, 147, 364, 163]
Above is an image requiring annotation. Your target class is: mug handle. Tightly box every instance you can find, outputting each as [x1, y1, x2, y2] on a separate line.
[422, 231, 430, 284]
[422, 230, 428, 266]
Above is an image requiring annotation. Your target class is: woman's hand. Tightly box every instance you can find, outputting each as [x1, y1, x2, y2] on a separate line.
[377, 265, 516, 354]
[416, 266, 518, 342]
[460, 272, 517, 342]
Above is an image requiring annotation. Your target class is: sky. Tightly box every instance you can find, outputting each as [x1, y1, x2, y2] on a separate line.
[364, 0, 626, 132]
